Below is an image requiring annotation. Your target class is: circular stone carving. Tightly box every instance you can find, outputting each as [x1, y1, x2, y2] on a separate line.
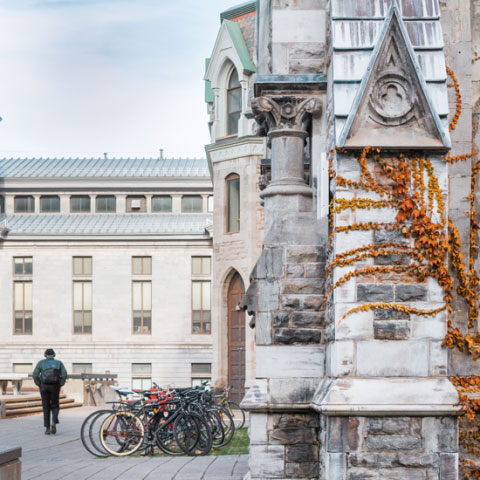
[369, 74, 415, 126]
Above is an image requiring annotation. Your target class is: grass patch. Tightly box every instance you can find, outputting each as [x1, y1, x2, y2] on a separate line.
[208, 428, 249, 456]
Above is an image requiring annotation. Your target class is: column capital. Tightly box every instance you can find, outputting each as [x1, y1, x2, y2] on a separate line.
[252, 95, 322, 138]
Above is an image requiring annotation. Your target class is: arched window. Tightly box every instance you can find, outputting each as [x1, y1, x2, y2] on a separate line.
[227, 69, 241, 136]
[226, 174, 240, 233]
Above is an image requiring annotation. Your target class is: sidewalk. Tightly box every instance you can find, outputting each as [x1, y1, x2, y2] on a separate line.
[0, 406, 248, 479]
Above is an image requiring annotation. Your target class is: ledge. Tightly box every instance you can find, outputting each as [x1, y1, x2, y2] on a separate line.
[311, 377, 461, 416]
[0, 446, 22, 466]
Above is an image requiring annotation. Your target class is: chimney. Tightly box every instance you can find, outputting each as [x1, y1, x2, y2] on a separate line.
[104, 152, 108, 159]
[159, 149, 164, 160]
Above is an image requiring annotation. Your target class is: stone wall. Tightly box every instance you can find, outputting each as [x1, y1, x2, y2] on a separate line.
[324, 416, 458, 479]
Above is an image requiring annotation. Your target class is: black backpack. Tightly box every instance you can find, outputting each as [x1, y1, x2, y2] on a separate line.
[41, 366, 61, 385]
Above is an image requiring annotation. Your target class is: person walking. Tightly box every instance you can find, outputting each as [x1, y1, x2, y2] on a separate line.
[33, 349, 67, 435]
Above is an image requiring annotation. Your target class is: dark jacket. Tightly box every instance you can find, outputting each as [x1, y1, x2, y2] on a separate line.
[33, 357, 68, 387]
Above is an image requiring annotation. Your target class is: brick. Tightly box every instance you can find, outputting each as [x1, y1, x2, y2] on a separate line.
[374, 309, 410, 320]
[357, 284, 394, 302]
[395, 284, 428, 302]
[292, 311, 325, 327]
[366, 435, 421, 451]
[274, 328, 321, 344]
[397, 453, 439, 468]
[287, 264, 304, 278]
[374, 320, 410, 340]
[270, 427, 317, 445]
[287, 245, 326, 263]
[282, 279, 324, 295]
[273, 312, 290, 328]
[286, 444, 319, 463]
[367, 417, 411, 435]
[285, 461, 319, 477]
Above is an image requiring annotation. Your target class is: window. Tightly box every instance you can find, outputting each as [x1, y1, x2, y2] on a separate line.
[152, 195, 172, 212]
[192, 257, 211, 276]
[13, 363, 33, 374]
[14, 195, 34, 213]
[72, 363, 92, 374]
[71, 195, 91, 213]
[132, 257, 152, 275]
[73, 281, 92, 334]
[191, 363, 211, 388]
[73, 257, 92, 276]
[96, 195, 116, 213]
[14, 282, 32, 334]
[0, 196, 4, 213]
[227, 69, 241, 136]
[126, 196, 146, 213]
[132, 363, 152, 390]
[40, 195, 60, 213]
[192, 281, 211, 334]
[226, 174, 240, 233]
[207, 195, 214, 213]
[182, 195, 203, 213]
[14, 257, 32, 275]
[133, 281, 152, 334]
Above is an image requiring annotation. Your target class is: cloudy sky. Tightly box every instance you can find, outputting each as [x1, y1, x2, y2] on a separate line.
[0, 0, 237, 159]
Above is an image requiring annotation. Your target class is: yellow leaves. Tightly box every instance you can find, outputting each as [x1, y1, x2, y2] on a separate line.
[446, 66, 462, 131]
[342, 303, 446, 320]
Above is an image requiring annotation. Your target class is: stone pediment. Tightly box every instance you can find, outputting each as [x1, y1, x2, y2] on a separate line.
[338, 4, 450, 151]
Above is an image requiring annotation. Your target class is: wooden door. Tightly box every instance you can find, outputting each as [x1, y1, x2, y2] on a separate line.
[227, 272, 246, 404]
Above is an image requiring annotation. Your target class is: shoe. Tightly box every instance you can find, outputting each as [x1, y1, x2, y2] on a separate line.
[51, 425, 56, 434]
[45, 428, 51, 435]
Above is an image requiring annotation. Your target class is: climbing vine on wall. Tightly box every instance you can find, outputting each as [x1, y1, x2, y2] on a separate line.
[327, 65, 480, 479]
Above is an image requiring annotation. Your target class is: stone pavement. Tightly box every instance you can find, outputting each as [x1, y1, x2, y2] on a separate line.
[0, 407, 249, 479]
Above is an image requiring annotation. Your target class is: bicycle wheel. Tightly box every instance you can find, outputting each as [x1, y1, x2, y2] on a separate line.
[215, 406, 235, 447]
[205, 409, 225, 447]
[184, 412, 213, 456]
[228, 401, 246, 429]
[171, 412, 200, 455]
[80, 409, 112, 457]
[100, 411, 144, 456]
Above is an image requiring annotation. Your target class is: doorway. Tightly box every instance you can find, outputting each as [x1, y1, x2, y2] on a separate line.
[227, 271, 246, 404]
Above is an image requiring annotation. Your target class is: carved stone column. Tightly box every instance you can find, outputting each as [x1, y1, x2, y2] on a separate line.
[252, 94, 322, 243]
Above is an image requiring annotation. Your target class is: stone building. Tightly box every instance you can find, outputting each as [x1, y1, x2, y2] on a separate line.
[204, 1, 264, 404]
[235, 0, 480, 478]
[0, 156, 214, 389]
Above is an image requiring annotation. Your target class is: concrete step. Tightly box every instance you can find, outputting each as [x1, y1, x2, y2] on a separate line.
[3, 393, 67, 404]
[6, 401, 83, 417]
[6, 397, 74, 410]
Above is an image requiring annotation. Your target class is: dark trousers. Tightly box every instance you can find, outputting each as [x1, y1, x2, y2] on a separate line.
[40, 384, 60, 428]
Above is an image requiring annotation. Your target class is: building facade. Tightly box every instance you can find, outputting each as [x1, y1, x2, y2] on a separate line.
[204, 1, 264, 404]
[237, 0, 480, 478]
[0, 157, 214, 389]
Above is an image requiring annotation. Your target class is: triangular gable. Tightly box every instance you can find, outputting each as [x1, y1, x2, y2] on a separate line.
[205, 19, 255, 85]
[338, 4, 450, 151]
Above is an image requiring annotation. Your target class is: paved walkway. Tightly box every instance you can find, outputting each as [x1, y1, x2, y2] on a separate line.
[0, 407, 248, 479]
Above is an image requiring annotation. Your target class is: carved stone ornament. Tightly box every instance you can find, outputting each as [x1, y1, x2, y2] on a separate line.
[339, 5, 450, 150]
[252, 95, 322, 137]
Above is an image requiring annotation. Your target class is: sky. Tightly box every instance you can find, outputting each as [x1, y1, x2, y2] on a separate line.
[0, 0, 238, 159]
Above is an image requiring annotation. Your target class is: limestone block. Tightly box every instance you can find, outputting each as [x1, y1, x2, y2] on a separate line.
[285, 461, 319, 477]
[281, 278, 324, 295]
[255, 345, 324, 378]
[374, 320, 411, 340]
[272, 10, 326, 43]
[270, 427, 318, 445]
[348, 452, 397, 468]
[357, 284, 394, 302]
[356, 341, 428, 376]
[429, 341, 448, 376]
[269, 378, 319, 407]
[287, 245, 326, 264]
[249, 413, 268, 445]
[249, 445, 285, 478]
[335, 305, 374, 339]
[427, 277, 445, 302]
[327, 417, 365, 453]
[286, 444, 319, 463]
[396, 453, 439, 468]
[336, 231, 373, 254]
[256, 280, 280, 312]
[324, 453, 347, 480]
[367, 417, 411, 435]
[422, 417, 458, 453]
[411, 316, 446, 340]
[274, 328, 321, 344]
[366, 434, 421, 451]
[292, 311, 325, 328]
[355, 207, 396, 224]
[255, 312, 272, 345]
[348, 468, 426, 479]
[395, 284, 428, 302]
[273, 312, 290, 328]
[327, 340, 354, 376]
[439, 453, 458, 480]
[374, 229, 409, 244]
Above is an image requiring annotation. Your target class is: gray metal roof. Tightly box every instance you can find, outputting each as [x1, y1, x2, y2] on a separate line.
[0, 214, 213, 236]
[0, 157, 210, 179]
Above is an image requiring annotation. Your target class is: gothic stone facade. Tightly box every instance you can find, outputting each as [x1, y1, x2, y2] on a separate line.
[239, 0, 480, 479]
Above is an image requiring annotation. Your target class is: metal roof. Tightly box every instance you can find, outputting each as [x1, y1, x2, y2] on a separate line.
[0, 157, 210, 179]
[220, 1, 256, 21]
[0, 214, 213, 236]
